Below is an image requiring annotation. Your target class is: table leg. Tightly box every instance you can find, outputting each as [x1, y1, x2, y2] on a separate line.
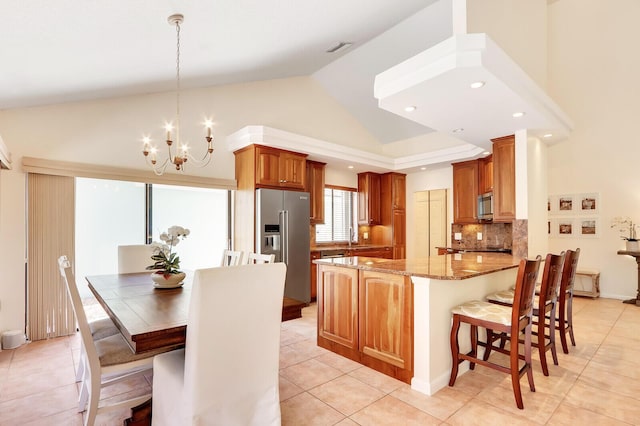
[622, 256, 640, 306]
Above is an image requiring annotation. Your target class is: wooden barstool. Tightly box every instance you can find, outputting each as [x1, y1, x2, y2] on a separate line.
[449, 257, 541, 409]
[485, 252, 565, 376]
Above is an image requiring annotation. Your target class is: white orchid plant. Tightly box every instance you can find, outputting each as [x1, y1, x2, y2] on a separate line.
[146, 225, 190, 277]
[611, 217, 638, 241]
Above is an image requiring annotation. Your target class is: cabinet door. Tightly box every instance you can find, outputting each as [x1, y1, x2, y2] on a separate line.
[392, 209, 405, 259]
[255, 147, 281, 187]
[452, 160, 479, 224]
[310, 251, 321, 301]
[306, 161, 325, 224]
[359, 271, 412, 370]
[358, 172, 381, 225]
[492, 136, 516, 222]
[391, 174, 406, 210]
[478, 155, 493, 194]
[279, 152, 306, 189]
[317, 265, 359, 351]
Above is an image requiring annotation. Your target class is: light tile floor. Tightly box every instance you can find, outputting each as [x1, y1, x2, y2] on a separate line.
[1, 297, 639, 425]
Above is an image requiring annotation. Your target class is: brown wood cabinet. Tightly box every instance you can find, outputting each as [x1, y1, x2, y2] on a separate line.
[310, 251, 321, 301]
[357, 172, 381, 225]
[380, 173, 406, 259]
[452, 160, 479, 224]
[316, 264, 413, 383]
[350, 247, 393, 259]
[478, 154, 493, 195]
[255, 145, 307, 190]
[359, 271, 413, 378]
[306, 160, 326, 224]
[317, 265, 359, 357]
[492, 135, 516, 222]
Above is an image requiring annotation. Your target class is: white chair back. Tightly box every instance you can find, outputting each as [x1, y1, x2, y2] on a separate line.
[152, 263, 286, 425]
[221, 249, 243, 266]
[245, 252, 276, 264]
[118, 244, 153, 273]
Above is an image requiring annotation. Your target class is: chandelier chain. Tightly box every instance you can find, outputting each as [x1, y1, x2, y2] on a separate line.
[175, 18, 181, 145]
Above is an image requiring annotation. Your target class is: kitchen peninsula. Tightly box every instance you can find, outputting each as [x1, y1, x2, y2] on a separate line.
[315, 253, 520, 396]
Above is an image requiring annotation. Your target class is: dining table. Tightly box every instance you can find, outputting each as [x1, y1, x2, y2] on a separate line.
[85, 271, 192, 354]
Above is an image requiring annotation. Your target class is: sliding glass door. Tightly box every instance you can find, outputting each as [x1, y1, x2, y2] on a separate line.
[75, 178, 230, 288]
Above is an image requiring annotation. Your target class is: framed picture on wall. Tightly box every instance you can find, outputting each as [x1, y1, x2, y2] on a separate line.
[578, 193, 599, 215]
[558, 195, 575, 213]
[579, 217, 599, 237]
[553, 218, 575, 237]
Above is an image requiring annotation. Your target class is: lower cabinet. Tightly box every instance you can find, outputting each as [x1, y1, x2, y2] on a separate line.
[310, 251, 321, 301]
[317, 265, 359, 357]
[317, 265, 413, 383]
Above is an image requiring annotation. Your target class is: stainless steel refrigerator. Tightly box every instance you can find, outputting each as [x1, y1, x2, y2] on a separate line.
[255, 188, 310, 303]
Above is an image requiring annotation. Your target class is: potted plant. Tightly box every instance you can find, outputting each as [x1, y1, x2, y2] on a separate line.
[611, 217, 639, 251]
[147, 225, 190, 288]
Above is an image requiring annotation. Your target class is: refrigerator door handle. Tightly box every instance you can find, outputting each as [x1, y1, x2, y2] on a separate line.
[283, 210, 289, 264]
[279, 210, 287, 264]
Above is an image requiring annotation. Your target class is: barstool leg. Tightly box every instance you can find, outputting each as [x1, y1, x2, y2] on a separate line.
[449, 315, 462, 386]
[509, 331, 524, 409]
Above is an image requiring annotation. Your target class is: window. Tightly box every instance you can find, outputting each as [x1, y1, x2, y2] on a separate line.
[316, 187, 357, 243]
[75, 178, 230, 287]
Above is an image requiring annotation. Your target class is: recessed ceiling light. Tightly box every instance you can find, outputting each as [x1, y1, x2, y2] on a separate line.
[326, 42, 353, 53]
[543, 133, 553, 138]
[452, 128, 464, 133]
[482, 151, 490, 155]
[347, 165, 354, 169]
[420, 167, 426, 171]
[404, 106, 417, 112]
[512, 112, 526, 118]
[470, 81, 485, 89]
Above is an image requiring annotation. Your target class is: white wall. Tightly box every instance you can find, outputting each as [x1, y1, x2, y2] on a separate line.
[546, 0, 640, 299]
[405, 166, 453, 259]
[466, 0, 548, 89]
[0, 76, 381, 333]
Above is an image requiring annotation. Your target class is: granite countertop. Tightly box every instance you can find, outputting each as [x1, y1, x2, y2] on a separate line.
[314, 252, 520, 280]
[436, 246, 512, 254]
[311, 244, 390, 252]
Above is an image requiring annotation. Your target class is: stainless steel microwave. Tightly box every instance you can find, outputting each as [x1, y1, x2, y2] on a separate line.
[478, 192, 493, 221]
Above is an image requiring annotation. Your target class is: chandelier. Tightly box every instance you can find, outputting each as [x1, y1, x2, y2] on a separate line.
[142, 14, 213, 175]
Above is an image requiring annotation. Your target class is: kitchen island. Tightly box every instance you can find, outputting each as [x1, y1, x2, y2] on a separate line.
[314, 253, 520, 396]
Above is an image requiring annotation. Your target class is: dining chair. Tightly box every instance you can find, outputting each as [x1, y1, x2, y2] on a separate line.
[557, 248, 580, 353]
[449, 257, 541, 409]
[152, 263, 287, 425]
[485, 252, 565, 376]
[221, 249, 243, 266]
[58, 255, 166, 426]
[118, 244, 154, 273]
[245, 252, 276, 264]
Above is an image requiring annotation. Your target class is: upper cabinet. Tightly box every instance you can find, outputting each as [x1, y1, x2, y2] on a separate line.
[381, 172, 406, 259]
[306, 160, 326, 224]
[478, 154, 493, 195]
[255, 145, 307, 190]
[358, 172, 381, 226]
[452, 160, 479, 224]
[491, 135, 516, 222]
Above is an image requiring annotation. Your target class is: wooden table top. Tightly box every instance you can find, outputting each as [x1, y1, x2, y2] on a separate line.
[86, 272, 191, 354]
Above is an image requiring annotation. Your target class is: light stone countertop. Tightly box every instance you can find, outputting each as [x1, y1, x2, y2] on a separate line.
[313, 252, 520, 280]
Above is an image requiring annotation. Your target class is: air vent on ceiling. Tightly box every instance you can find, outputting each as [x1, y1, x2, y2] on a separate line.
[326, 42, 353, 53]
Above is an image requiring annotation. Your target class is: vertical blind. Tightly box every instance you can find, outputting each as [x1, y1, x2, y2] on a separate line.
[27, 173, 76, 340]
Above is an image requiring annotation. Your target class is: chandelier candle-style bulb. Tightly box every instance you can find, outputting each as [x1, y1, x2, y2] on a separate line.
[139, 13, 214, 175]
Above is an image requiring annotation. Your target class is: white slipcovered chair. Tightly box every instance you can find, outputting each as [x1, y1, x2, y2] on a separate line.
[58, 255, 166, 426]
[221, 249, 244, 266]
[244, 252, 276, 264]
[118, 244, 154, 273]
[152, 263, 287, 425]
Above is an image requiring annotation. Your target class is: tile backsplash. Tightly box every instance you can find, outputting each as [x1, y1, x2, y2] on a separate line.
[451, 222, 513, 251]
